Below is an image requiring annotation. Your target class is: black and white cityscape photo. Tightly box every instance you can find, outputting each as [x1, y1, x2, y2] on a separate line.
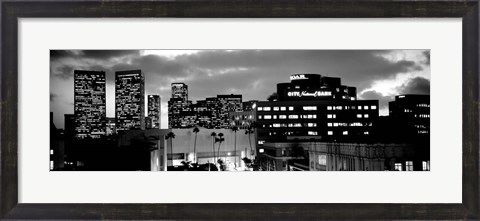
[50, 50, 430, 171]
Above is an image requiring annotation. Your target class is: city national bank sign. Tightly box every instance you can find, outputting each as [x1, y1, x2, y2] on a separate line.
[287, 91, 332, 98]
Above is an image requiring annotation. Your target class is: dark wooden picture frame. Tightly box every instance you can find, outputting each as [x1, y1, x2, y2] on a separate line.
[1, 1, 479, 220]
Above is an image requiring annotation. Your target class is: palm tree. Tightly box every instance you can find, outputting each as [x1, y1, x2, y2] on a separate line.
[165, 131, 176, 167]
[231, 126, 239, 168]
[245, 122, 256, 157]
[216, 133, 224, 168]
[192, 127, 200, 164]
[210, 132, 217, 164]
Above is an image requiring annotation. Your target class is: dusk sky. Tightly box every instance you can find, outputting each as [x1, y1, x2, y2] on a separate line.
[50, 50, 430, 129]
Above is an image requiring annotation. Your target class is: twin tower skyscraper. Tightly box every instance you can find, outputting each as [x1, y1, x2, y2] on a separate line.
[73, 69, 160, 139]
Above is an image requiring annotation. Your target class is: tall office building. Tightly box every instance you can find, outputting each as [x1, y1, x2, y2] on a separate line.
[168, 83, 194, 128]
[171, 83, 188, 100]
[73, 70, 106, 139]
[115, 70, 145, 131]
[217, 94, 243, 128]
[148, 95, 161, 129]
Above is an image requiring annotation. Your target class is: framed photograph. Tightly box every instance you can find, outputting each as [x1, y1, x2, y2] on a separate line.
[1, 0, 479, 220]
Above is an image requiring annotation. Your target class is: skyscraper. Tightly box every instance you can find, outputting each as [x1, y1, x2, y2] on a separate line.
[171, 83, 188, 100]
[168, 83, 193, 128]
[148, 95, 161, 129]
[115, 70, 145, 131]
[73, 70, 106, 139]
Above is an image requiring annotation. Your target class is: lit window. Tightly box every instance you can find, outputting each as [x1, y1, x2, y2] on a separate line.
[327, 131, 333, 135]
[327, 106, 332, 110]
[364, 114, 369, 118]
[288, 115, 299, 119]
[357, 114, 362, 118]
[303, 106, 317, 111]
[406, 161, 414, 171]
[364, 131, 369, 135]
[272, 123, 281, 128]
[50, 149, 54, 155]
[358, 106, 362, 110]
[327, 123, 333, 127]
[422, 161, 430, 171]
[318, 155, 327, 165]
[273, 115, 277, 119]
[50, 161, 54, 170]
[280, 107, 286, 111]
[395, 163, 402, 171]
[308, 131, 318, 135]
[264, 115, 272, 119]
[371, 105, 377, 110]
[364, 106, 369, 110]
[333, 123, 338, 127]
[257, 107, 263, 111]
[289, 106, 294, 111]
[258, 140, 265, 145]
[307, 123, 317, 127]
[279, 115, 287, 119]
[273, 107, 279, 111]
[336, 106, 342, 110]
[264, 107, 271, 111]
[327, 114, 336, 119]
[342, 131, 348, 135]
[259, 148, 264, 153]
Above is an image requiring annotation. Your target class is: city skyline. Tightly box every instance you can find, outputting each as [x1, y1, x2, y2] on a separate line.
[50, 50, 430, 129]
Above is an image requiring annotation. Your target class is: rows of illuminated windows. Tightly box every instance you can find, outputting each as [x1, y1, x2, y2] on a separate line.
[416, 104, 430, 107]
[327, 105, 377, 110]
[271, 123, 318, 128]
[259, 114, 317, 119]
[260, 113, 372, 119]
[327, 122, 372, 127]
[258, 105, 377, 111]
[415, 114, 430, 118]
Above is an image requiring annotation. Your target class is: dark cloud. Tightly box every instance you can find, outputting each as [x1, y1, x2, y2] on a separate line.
[50, 93, 58, 101]
[50, 50, 140, 60]
[398, 77, 430, 95]
[51, 64, 74, 80]
[423, 50, 430, 65]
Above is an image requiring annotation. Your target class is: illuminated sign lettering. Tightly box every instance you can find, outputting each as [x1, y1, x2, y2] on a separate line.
[290, 74, 308, 80]
[287, 91, 332, 97]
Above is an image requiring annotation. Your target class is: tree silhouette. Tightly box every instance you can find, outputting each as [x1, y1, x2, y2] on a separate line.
[210, 132, 217, 164]
[192, 127, 200, 164]
[232, 126, 239, 168]
[216, 133, 224, 170]
[245, 121, 256, 157]
[165, 131, 176, 167]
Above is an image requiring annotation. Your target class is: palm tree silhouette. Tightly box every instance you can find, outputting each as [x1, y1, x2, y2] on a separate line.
[216, 133, 224, 169]
[192, 127, 200, 164]
[165, 131, 175, 167]
[231, 126, 239, 168]
[245, 121, 256, 157]
[210, 132, 217, 164]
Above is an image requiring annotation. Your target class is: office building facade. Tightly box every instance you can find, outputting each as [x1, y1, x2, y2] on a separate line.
[148, 95, 161, 129]
[115, 70, 145, 131]
[73, 70, 106, 139]
[256, 74, 378, 144]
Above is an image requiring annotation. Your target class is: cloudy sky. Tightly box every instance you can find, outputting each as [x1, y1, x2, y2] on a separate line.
[50, 50, 430, 129]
